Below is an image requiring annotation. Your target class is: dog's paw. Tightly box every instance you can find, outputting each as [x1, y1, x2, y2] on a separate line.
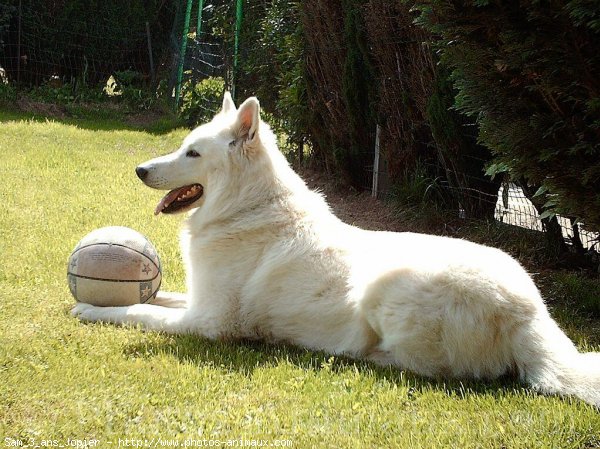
[71, 302, 102, 322]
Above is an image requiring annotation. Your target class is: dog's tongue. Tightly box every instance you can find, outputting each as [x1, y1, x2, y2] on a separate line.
[154, 188, 184, 215]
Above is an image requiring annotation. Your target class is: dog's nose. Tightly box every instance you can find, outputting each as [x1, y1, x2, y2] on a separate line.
[135, 166, 148, 181]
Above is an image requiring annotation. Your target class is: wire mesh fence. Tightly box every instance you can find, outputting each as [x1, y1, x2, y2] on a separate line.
[366, 161, 599, 253]
[0, 2, 178, 97]
[494, 184, 599, 253]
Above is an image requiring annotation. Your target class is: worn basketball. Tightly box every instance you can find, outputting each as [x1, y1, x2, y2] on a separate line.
[67, 226, 162, 306]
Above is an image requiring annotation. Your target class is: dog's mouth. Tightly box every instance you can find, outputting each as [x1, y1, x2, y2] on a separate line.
[154, 184, 204, 215]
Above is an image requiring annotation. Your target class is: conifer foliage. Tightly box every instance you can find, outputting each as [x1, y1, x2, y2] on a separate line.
[413, 0, 600, 228]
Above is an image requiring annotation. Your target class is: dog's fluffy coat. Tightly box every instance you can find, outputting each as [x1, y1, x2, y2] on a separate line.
[73, 93, 600, 407]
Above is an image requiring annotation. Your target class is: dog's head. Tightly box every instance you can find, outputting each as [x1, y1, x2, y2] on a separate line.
[136, 92, 265, 215]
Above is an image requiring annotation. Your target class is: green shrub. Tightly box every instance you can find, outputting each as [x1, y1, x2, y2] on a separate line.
[179, 76, 225, 126]
[388, 162, 451, 214]
[339, 0, 377, 186]
[300, 0, 377, 186]
[233, 0, 309, 160]
[26, 82, 104, 104]
[112, 70, 156, 110]
[0, 82, 16, 104]
[413, 0, 600, 229]
[425, 72, 500, 218]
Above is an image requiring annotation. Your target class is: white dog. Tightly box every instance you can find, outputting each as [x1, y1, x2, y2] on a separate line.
[73, 93, 600, 407]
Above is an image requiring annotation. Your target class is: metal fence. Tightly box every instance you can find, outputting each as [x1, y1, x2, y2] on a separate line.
[366, 157, 599, 253]
[0, 2, 178, 93]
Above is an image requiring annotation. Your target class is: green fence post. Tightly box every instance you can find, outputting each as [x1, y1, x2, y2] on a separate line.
[175, 0, 194, 112]
[232, 0, 243, 102]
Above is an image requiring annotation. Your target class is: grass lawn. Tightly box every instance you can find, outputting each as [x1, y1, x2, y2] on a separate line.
[0, 109, 599, 448]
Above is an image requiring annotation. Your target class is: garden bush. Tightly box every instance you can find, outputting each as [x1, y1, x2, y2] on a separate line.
[413, 0, 600, 228]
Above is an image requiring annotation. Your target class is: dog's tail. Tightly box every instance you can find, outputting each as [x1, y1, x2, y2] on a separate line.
[515, 314, 600, 407]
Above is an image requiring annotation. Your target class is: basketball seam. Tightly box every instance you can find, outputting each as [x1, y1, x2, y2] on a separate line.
[70, 242, 160, 270]
[67, 272, 161, 282]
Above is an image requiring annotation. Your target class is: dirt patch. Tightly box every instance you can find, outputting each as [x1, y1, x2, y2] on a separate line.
[16, 97, 68, 119]
[10, 99, 177, 132]
[125, 110, 168, 128]
[298, 168, 404, 232]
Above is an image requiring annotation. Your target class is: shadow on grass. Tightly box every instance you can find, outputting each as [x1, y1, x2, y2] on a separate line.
[0, 103, 188, 135]
[122, 332, 530, 403]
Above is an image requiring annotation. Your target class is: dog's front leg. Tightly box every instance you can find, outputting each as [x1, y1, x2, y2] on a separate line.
[71, 303, 198, 334]
[149, 291, 188, 308]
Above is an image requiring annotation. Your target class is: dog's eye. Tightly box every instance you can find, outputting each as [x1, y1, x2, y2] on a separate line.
[229, 140, 237, 147]
[186, 150, 200, 158]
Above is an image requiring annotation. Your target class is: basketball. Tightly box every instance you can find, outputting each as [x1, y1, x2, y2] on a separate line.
[67, 226, 162, 306]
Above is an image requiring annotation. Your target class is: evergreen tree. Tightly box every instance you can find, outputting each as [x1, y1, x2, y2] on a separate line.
[413, 0, 600, 229]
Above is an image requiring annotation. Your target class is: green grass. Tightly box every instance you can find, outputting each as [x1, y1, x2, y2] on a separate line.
[0, 109, 599, 448]
[551, 273, 600, 318]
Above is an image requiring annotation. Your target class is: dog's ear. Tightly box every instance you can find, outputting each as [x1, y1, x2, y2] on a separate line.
[221, 91, 235, 114]
[235, 97, 260, 144]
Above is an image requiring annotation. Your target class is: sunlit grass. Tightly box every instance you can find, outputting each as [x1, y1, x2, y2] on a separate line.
[0, 110, 599, 447]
